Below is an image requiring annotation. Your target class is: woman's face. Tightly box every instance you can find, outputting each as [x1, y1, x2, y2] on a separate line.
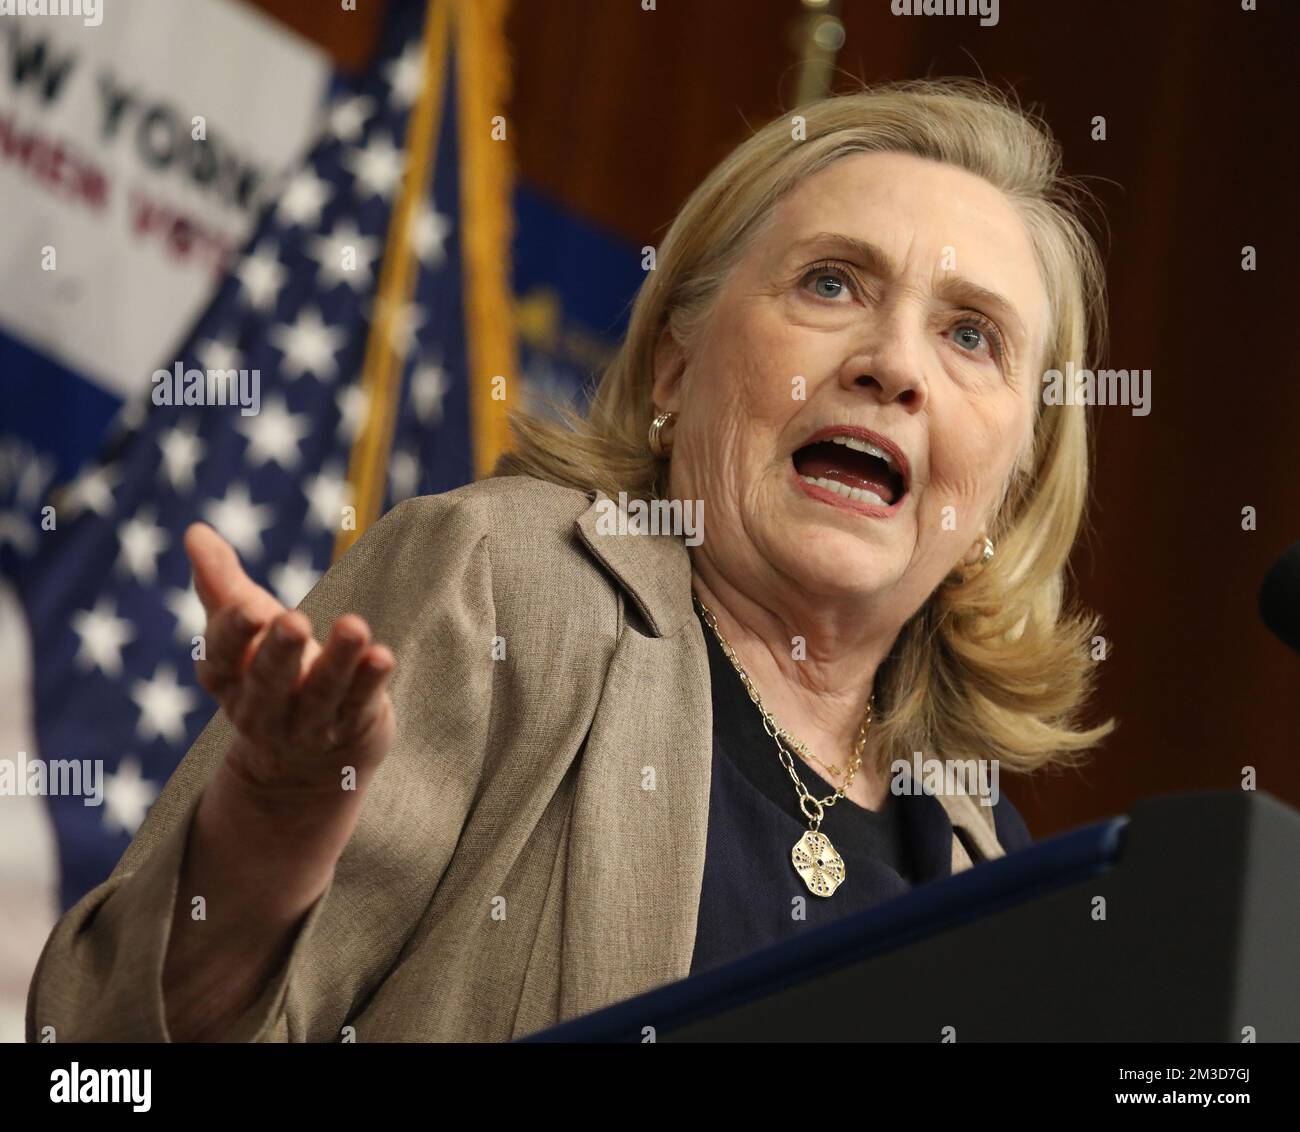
[658, 151, 1050, 622]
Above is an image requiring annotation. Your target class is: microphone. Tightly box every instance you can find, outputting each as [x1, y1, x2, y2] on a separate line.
[1259, 541, 1300, 655]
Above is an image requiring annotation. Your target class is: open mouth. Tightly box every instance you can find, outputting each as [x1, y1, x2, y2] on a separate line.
[792, 433, 908, 509]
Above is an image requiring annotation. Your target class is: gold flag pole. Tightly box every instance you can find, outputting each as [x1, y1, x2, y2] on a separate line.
[794, 0, 845, 106]
[334, 0, 451, 561]
[457, 0, 518, 480]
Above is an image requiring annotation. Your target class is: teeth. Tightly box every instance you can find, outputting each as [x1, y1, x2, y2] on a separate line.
[829, 434, 898, 473]
[799, 474, 889, 507]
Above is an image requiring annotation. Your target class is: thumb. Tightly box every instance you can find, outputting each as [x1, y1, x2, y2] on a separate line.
[184, 522, 278, 620]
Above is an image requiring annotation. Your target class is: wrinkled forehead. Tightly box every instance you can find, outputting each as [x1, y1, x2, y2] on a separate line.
[756, 151, 1054, 362]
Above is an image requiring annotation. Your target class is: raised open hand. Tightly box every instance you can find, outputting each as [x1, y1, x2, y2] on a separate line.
[184, 522, 396, 795]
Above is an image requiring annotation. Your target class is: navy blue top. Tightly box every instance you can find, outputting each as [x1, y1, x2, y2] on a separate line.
[689, 605, 1032, 976]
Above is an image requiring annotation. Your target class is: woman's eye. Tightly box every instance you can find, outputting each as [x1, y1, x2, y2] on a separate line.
[800, 264, 854, 302]
[950, 317, 1004, 362]
[812, 273, 847, 299]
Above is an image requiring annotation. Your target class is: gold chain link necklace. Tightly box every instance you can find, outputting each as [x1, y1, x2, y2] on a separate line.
[694, 594, 874, 898]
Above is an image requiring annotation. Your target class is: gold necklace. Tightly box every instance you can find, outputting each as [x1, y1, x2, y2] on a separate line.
[788, 734, 847, 781]
[694, 594, 874, 898]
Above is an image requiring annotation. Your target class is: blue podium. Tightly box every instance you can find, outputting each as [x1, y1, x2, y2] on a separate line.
[524, 791, 1299, 1042]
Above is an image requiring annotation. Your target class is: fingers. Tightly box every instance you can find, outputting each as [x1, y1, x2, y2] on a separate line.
[184, 522, 282, 624]
[332, 644, 395, 747]
[185, 522, 397, 769]
[196, 579, 396, 765]
[288, 615, 371, 744]
[186, 521, 298, 711]
[184, 522, 244, 613]
[196, 604, 262, 700]
[228, 611, 313, 741]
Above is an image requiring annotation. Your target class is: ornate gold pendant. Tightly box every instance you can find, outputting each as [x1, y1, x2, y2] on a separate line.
[792, 830, 845, 897]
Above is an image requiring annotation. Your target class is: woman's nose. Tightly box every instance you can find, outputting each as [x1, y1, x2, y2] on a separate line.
[838, 315, 928, 410]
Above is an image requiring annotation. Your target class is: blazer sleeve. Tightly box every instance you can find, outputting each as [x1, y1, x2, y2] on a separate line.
[26, 493, 497, 1042]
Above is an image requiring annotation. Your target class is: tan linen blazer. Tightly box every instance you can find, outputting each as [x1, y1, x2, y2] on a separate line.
[26, 474, 1011, 1043]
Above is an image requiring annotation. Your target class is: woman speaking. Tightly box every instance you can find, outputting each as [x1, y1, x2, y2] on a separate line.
[28, 77, 1111, 1043]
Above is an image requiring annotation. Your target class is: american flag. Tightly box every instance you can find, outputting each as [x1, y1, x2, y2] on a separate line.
[7, 0, 481, 911]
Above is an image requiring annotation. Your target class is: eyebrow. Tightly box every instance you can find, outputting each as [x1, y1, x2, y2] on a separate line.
[789, 231, 1032, 352]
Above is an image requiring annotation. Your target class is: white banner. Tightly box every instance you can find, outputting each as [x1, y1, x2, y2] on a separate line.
[0, 0, 330, 397]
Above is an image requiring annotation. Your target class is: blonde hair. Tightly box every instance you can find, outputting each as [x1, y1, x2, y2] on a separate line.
[494, 77, 1115, 774]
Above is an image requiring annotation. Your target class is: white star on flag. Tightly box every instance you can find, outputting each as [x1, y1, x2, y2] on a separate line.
[71, 597, 135, 677]
[164, 581, 206, 646]
[328, 93, 375, 143]
[236, 396, 310, 470]
[157, 420, 206, 494]
[102, 756, 160, 836]
[389, 447, 421, 502]
[9, 449, 54, 511]
[130, 664, 200, 744]
[411, 204, 451, 266]
[236, 242, 287, 313]
[304, 464, 353, 533]
[61, 463, 122, 520]
[372, 296, 427, 356]
[308, 219, 381, 292]
[105, 397, 148, 440]
[202, 483, 274, 561]
[269, 306, 348, 382]
[410, 361, 449, 424]
[336, 383, 371, 443]
[270, 549, 322, 608]
[116, 507, 170, 584]
[0, 512, 37, 555]
[384, 41, 425, 108]
[276, 165, 332, 229]
[196, 334, 243, 375]
[344, 132, 406, 201]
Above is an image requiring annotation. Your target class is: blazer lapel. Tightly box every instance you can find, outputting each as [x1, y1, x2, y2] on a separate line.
[573, 489, 697, 636]
[556, 491, 712, 1020]
[936, 791, 1006, 867]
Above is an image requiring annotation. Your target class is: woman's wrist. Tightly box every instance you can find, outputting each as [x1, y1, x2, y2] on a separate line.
[192, 752, 368, 921]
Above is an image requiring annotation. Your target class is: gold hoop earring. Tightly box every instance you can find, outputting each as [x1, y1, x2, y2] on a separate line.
[648, 410, 677, 458]
[945, 535, 995, 585]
